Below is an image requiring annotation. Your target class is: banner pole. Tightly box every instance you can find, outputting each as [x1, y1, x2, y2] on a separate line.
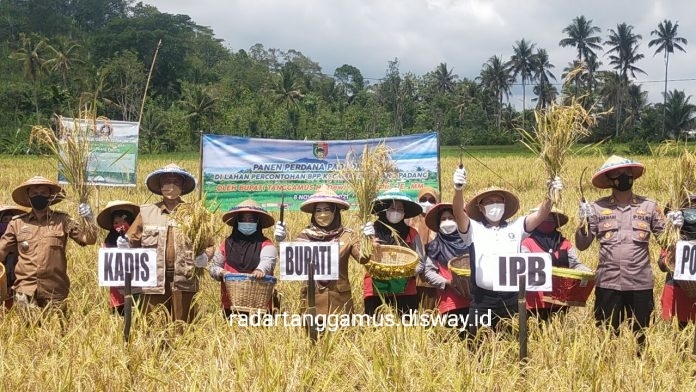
[123, 271, 132, 343]
[518, 275, 528, 364]
[198, 130, 204, 201]
[138, 39, 161, 125]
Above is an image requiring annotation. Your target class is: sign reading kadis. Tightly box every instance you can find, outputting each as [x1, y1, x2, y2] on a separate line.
[279, 242, 340, 281]
[98, 248, 157, 287]
[201, 132, 440, 212]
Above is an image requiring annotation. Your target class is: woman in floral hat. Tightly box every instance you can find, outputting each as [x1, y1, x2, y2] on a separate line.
[361, 188, 423, 316]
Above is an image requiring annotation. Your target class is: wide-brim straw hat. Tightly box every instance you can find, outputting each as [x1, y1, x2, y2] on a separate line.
[424, 203, 454, 232]
[465, 187, 519, 223]
[0, 204, 27, 217]
[11, 176, 65, 208]
[371, 188, 422, 219]
[145, 163, 197, 196]
[417, 186, 441, 203]
[527, 206, 569, 227]
[96, 200, 140, 230]
[591, 155, 645, 189]
[300, 184, 350, 213]
[222, 199, 275, 228]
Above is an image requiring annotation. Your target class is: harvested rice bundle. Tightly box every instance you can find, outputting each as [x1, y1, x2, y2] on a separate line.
[171, 196, 225, 257]
[336, 143, 398, 259]
[516, 98, 601, 203]
[655, 144, 696, 251]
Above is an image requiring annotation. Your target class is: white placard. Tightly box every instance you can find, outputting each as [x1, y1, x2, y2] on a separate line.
[674, 240, 696, 281]
[486, 253, 553, 292]
[98, 248, 158, 287]
[279, 242, 340, 281]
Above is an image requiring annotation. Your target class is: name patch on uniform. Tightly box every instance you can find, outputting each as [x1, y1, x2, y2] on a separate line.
[279, 242, 339, 281]
[98, 248, 157, 287]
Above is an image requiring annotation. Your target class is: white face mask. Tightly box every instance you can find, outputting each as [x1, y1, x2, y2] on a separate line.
[483, 203, 505, 222]
[439, 220, 457, 235]
[386, 210, 405, 224]
[419, 201, 433, 214]
[237, 222, 258, 236]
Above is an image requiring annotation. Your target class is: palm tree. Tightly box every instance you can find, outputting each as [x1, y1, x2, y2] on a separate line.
[662, 90, 696, 138]
[605, 23, 646, 137]
[431, 62, 457, 95]
[478, 55, 512, 129]
[271, 63, 305, 138]
[179, 83, 219, 146]
[9, 33, 50, 119]
[560, 16, 603, 62]
[531, 49, 557, 109]
[44, 37, 83, 89]
[508, 39, 536, 128]
[648, 19, 688, 138]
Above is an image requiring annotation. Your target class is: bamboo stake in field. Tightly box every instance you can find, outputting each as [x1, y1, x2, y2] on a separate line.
[336, 143, 397, 259]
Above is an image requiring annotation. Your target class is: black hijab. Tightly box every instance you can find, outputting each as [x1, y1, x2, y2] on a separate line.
[374, 201, 410, 245]
[425, 208, 469, 265]
[225, 215, 269, 272]
[104, 210, 135, 247]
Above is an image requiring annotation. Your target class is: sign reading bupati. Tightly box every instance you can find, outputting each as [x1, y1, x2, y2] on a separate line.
[279, 242, 339, 281]
[59, 117, 139, 186]
[98, 248, 157, 287]
[490, 253, 553, 292]
[674, 241, 696, 281]
[202, 132, 439, 211]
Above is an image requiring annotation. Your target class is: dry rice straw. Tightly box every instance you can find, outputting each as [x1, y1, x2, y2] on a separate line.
[336, 143, 397, 259]
[516, 97, 605, 203]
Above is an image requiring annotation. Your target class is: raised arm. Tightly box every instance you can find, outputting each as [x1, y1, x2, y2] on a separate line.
[524, 177, 562, 233]
[452, 167, 470, 234]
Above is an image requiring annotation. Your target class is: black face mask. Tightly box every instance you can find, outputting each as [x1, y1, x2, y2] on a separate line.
[610, 173, 633, 192]
[30, 195, 50, 210]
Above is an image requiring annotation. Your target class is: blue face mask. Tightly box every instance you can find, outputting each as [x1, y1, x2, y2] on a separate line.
[237, 222, 258, 236]
[684, 208, 696, 224]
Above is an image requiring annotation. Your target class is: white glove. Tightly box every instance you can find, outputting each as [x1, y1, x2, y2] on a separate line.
[452, 167, 467, 191]
[547, 176, 564, 199]
[116, 235, 130, 249]
[194, 253, 208, 268]
[667, 211, 684, 228]
[361, 221, 375, 236]
[78, 203, 93, 220]
[274, 222, 287, 241]
[577, 201, 593, 220]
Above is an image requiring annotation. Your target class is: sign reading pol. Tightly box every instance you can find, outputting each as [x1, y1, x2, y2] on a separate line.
[280, 242, 339, 281]
[98, 248, 157, 287]
[674, 240, 696, 281]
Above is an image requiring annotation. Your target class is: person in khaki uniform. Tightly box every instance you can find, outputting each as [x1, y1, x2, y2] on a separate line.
[0, 176, 96, 314]
[576, 155, 675, 349]
[120, 163, 202, 323]
[274, 184, 366, 315]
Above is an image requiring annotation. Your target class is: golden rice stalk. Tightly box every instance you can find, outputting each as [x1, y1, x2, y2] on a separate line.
[172, 195, 225, 257]
[516, 97, 605, 203]
[30, 116, 102, 235]
[655, 145, 696, 253]
[335, 143, 397, 259]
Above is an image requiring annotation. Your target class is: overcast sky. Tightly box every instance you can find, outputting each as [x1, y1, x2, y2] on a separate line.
[144, 0, 696, 107]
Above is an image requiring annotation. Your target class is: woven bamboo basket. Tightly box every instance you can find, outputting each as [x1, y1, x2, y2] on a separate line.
[667, 257, 696, 298]
[224, 273, 277, 313]
[447, 254, 472, 299]
[365, 245, 419, 280]
[543, 267, 595, 307]
[0, 263, 8, 302]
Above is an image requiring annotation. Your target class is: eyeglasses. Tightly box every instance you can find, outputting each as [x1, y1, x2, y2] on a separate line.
[419, 197, 436, 204]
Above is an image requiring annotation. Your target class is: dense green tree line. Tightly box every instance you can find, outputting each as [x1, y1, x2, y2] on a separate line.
[0, 1, 693, 153]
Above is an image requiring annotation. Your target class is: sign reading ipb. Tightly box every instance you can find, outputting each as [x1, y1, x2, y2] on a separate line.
[491, 253, 552, 292]
[674, 240, 696, 281]
[98, 248, 157, 287]
[280, 242, 339, 281]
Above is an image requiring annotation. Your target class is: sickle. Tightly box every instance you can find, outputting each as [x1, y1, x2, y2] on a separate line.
[579, 167, 588, 203]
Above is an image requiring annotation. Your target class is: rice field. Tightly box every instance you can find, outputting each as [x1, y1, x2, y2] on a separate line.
[1, 150, 695, 391]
